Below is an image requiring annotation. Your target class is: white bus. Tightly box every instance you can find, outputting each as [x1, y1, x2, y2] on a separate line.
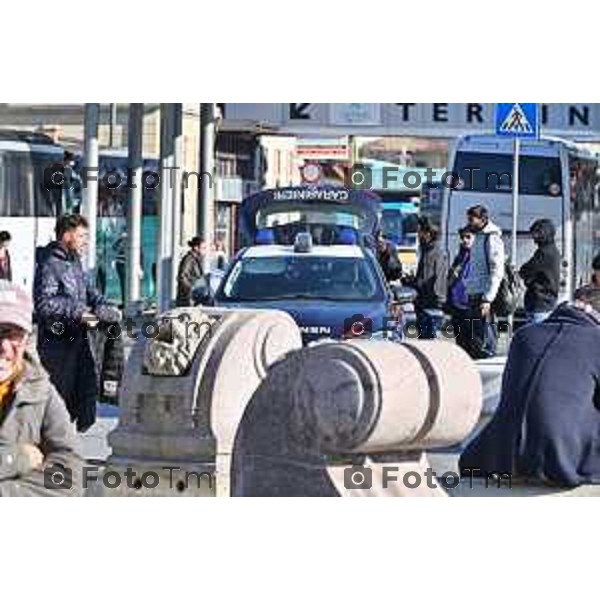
[0, 131, 65, 291]
[443, 134, 600, 303]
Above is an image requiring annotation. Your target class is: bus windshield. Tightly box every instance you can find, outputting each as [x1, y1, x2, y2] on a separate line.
[453, 152, 562, 196]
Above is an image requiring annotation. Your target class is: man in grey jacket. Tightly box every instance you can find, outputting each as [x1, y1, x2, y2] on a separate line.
[0, 281, 83, 496]
[463, 205, 506, 358]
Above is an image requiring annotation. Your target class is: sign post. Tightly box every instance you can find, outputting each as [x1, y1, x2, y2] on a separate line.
[495, 103, 540, 268]
[511, 136, 520, 268]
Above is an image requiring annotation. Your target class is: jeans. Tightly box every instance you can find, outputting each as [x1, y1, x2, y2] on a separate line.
[526, 311, 551, 325]
[464, 296, 497, 359]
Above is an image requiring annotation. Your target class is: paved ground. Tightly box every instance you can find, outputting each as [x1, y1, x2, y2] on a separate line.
[80, 403, 119, 462]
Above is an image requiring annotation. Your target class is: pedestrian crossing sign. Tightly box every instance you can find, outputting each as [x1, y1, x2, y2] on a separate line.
[495, 103, 539, 138]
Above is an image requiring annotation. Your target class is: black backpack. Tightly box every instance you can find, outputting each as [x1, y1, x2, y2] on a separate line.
[484, 233, 522, 317]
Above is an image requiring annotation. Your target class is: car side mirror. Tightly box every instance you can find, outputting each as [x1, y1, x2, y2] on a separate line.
[390, 283, 417, 304]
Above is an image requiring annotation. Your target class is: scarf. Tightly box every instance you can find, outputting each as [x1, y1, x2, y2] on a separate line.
[0, 361, 24, 424]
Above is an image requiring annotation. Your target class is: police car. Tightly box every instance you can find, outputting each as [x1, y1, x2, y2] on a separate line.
[212, 230, 410, 345]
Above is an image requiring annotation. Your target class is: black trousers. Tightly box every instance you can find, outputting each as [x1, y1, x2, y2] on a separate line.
[37, 335, 98, 432]
[449, 307, 471, 353]
[463, 295, 498, 359]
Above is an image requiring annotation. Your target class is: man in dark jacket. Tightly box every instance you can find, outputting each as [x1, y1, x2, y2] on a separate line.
[34, 214, 120, 433]
[459, 285, 600, 487]
[176, 236, 207, 307]
[375, 231, 403, 282]
[0, 282, 83, 496]
[519, 219, 561, 324]
[411, 218, 448, 339]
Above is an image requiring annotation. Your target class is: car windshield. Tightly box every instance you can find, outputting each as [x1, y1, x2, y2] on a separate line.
[221, 255, 383, 301]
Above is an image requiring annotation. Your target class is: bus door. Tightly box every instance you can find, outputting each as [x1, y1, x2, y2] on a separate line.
[568, 154, 600, 292]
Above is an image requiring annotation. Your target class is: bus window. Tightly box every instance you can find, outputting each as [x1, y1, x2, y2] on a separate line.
[0, 151, 33, 216]
[32, 152, 62, 217]
[453, 152, 562, 196]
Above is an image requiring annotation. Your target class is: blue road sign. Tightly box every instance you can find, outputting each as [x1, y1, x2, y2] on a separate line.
[496, 103, 539, 138]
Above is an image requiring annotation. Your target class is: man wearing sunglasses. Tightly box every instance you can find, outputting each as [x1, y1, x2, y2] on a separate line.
[0, 281, 82, 496]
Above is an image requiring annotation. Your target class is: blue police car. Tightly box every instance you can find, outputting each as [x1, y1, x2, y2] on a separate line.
[202, 185, 417, 344]
[212, 231, 404, 344]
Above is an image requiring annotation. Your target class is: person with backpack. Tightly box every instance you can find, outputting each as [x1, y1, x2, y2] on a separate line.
[519, 219, 561, 324]
[463, 205, 506, 359]
[447, 226, 474, 352]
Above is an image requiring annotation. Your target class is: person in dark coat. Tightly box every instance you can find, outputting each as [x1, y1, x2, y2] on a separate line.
[375, 231, 403, 282]
[34, 214, 120, 433]
[447, 226, 474, 352]
[0, 231, 12, 281]
[176, 236, 207, 307]
[519, 219, 561, 324]
[459, 285, 600, 487]
[411, 217, 448, 339]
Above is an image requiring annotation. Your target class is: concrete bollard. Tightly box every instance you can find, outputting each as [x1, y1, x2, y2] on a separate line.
[231, 340, 482, 497]
[97, 307, 302, 496]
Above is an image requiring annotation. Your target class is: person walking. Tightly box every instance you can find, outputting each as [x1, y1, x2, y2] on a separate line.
[34, 214, 121, 433]
[0, 231, 12, 281]
[410, 218, 448, 339]
[463, 205, 505, 359]
[519, 219, 561, 324]
[447, 226, 474, 351]
[176, 236, 207, 307]
[375, 231, 403, 282]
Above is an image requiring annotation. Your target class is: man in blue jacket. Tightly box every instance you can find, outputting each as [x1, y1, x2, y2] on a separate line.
[34, 214, 120, 432]
[459, 284, 600, 486]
